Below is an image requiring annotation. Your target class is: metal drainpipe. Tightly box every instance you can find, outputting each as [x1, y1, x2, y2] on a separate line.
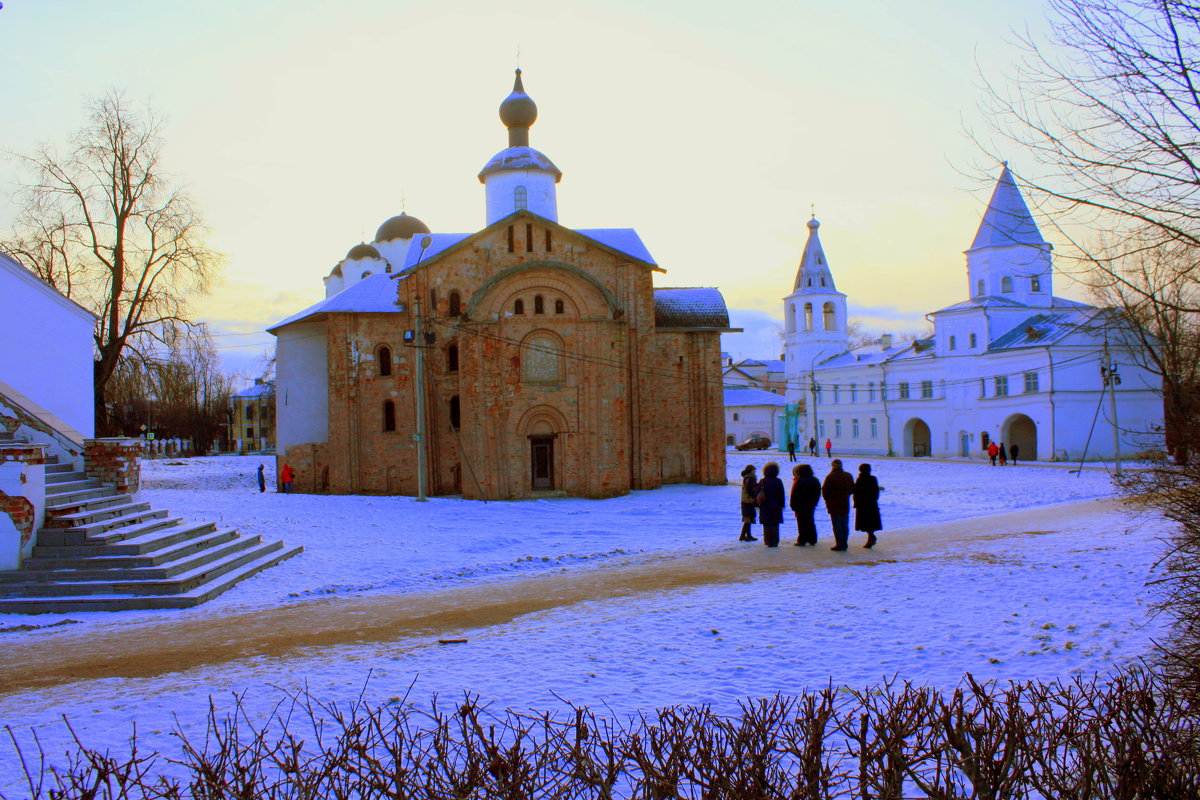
[1046, 347, 1056, 461]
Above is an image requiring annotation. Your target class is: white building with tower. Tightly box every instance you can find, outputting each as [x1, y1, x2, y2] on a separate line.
[781, 166, 1164, 462]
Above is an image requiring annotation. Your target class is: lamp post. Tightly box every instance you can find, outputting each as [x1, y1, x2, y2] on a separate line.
[404, 235, 434, 501]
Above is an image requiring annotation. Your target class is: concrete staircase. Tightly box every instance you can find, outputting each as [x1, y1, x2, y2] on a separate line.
[0, 450, 303, 613]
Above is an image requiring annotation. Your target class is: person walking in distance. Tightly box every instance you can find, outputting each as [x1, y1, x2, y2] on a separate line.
[738, 465, 759, 542]
[280, 463, 295, 493]
[256, 463, 266, 493]
[825, 438, 833, 458]
[1009, 443, 1019, 465]
[822, 459, 855, 551]
[757, 461, 786, 548]
[998, 442, 1008, 466]
[987, 441, 999, 466]
[789, 463, 821, 546]
[852, 463, 883, 549]
[808, 436, 818, 457]
[787, 439, 797, 462]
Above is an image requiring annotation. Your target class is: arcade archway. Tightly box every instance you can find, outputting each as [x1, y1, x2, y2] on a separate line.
[904, 418, 932, 457]
[1004, 414, 1037, 462]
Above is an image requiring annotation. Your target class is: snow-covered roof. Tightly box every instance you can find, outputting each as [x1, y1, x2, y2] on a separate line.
[398, 233, 473, 271]
[574, 228, 657, 266]
[268, 274, 402, 333]
[724, 387, 788, 407]
[762, 359, 785, 373]
[654, 287, 732, 329]
[933, 294, 1091, 315]
[234, 382, 274, 399]
[968, 165, 1050, 252]
[989, 313, 1085, 350]
[477, 146, 563, 182]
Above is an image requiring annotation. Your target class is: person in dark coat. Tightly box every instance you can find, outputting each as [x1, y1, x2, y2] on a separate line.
[757, 461, 786, 548]
[808, 436, 818, 456]
[852, 463, 883, 549]
[256, 463, 266, 493]
[822, 459, 855, 551]
[998, 442, 1008, 466]
[738, 465, 759, 542]
[787, 440, 796, 462]
[789, 463, 821, 546]
[1009, 443, 1019, 465]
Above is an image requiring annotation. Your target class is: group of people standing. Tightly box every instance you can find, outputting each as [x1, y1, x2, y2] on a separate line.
[987, 441, 1019, 466]
[739, 459, 882, 550]
[787, 437, 833, 460]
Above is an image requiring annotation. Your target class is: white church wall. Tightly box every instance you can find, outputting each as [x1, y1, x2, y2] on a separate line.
[276, 320, 329, 453]
[725, 405, 780, 447]
[484, 170, 558, 226]
[374, 237, 415, 271]
[0, 257, 95, 439]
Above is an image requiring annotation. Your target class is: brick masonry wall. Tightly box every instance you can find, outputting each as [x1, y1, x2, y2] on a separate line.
[0, 492, 35, 547]
[284, 215, 727, 500]
[84, 438, 144, 495]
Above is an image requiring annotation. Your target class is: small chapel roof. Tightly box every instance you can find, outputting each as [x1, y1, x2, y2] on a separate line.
[268, 274, 401, 333]
[724, 387, 788, 407]
[933, 294, 1091, 314]
[967, 165, 1050, 252]
[653, 287, 733, 329]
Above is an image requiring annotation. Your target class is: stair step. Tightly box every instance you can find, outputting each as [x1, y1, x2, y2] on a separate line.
[45, 493, 134, 517]
[43, 486, 114, 507]
[43, 458, 67, 470]
[0, 432, 12, 442]
[37, 508, 169, 544]
[34, 518, 210, 556]
[3, 533, 260, 584]
[25, 528, 239, 570]
[0, 539, 291, 599]
[0, 543, 304, 613]
[45, 499, 146, 528]
[45, 476, 100, 491]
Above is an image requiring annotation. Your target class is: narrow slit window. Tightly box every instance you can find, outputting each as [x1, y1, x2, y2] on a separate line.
[447, 343, 459, 372]
[449, 396, 461, 430]
[448, 292, 461, 317]
[383, 400, 396, 432]
[526, 223, 534, 253]
[377, 346, 392, 377]
[507, 226, 514, 253]
[545, 228, 552, 251]
[534, 294, 545, 314]
[514, 298, 524, 315]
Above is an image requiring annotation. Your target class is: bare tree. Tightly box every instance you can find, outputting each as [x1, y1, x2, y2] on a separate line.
[4, 92, 220, 434]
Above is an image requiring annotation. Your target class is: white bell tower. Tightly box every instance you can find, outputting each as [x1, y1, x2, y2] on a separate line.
[783, 216, 849, 404]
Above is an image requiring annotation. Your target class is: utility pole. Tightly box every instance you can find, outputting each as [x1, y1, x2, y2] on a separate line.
[1103, 338, 1122, 476]
[413, 294, 428, 501]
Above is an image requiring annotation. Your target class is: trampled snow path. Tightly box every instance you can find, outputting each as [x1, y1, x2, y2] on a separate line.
[0, 455, 1168, 794]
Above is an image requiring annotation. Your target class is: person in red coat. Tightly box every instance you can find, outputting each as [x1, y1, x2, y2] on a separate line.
[280, 463, 295, 494]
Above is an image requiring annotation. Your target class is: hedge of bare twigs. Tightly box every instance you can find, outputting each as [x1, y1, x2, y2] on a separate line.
[6, 668, 1198, 800]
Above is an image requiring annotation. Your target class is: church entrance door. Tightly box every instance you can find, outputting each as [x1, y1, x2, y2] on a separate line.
[958, 430, 970, 457]
[531, 436, 554, 490]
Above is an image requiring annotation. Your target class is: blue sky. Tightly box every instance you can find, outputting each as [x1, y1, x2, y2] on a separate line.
[0, 0, 1062, 378]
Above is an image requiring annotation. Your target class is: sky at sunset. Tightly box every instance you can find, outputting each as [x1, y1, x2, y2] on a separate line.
[0, 0, 1067, 378]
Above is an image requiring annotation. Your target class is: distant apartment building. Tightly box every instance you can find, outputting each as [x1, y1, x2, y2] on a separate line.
[231, 379, 275, 453]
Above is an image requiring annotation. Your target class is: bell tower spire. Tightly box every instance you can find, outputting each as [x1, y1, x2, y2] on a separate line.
[479, 68, 562, 225]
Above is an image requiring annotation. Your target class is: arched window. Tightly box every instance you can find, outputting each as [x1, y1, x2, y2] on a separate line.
[823, 302, 836, 331]
[522, 332, 562, 384]
[383, 400, 396, 432]
[377, 346, 392, 377]
[820, 277, 826, 286]
[514, 298, 525, 315]
[447, 343, 459, 373]
[1001, 276, 1014, 293]
[733, 412, 740, 422]
[555, 299, 564, 314]
[514, 185, 528, 210]
[449, 395, 461, 429]
[976, 279, 985, 297]
[361, 271, 372, 279]
[534, 294, 545, 314]
[448, 292, 461, 317]
[804, 303, 814, 331]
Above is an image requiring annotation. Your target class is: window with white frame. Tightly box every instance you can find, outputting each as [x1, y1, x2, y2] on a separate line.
[818, 419, 826, 438]
[868, 382, 875, 401]
[834, 418, 842, 438]
[976, 279, 985, 297]
[870, 417, 878, 437]
[1031, 275, 1042, 292]
[899, 382, 910, 399]
[852, 418, 860, 438]
[995, 375, 1009, 397]
[832, 385, 840, 403]
[949, 335, 957, 350]
[1001, 276, 1014, 293]
[850, 383, 857, 402]
[921, 380, 933, 398]
[1024, 371, 1039, 393]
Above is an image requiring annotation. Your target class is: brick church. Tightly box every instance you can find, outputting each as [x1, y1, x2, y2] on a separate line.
[269, 70, 733, 499]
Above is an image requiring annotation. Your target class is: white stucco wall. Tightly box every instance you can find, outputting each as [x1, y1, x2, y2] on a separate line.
[0, 255, 95, 438]
[725, 405, 781, 447]
[484, 170, 558, 226]
[0, 458, 45, 569]
[275, 320, 329, 453]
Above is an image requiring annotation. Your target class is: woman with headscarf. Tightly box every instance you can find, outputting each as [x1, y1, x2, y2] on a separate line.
[789, 463, 822, 546]
[757, 461, 786, 548]
[738, 464, 758, 542]
[852, 463, 883, 549]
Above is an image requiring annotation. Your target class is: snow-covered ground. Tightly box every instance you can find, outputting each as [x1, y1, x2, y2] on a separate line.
[0, 455, 1168, 793]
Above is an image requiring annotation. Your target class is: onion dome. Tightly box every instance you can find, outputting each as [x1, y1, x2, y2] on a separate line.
[499, 69, 538, 147]
[374, 212, 431, 243]
[345, 243, 381, 260]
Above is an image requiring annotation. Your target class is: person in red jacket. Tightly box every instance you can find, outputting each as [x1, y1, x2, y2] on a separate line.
[987, 441, 999, 466]
[825, 438, 833, 458]
[280, 463, 295, 493]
